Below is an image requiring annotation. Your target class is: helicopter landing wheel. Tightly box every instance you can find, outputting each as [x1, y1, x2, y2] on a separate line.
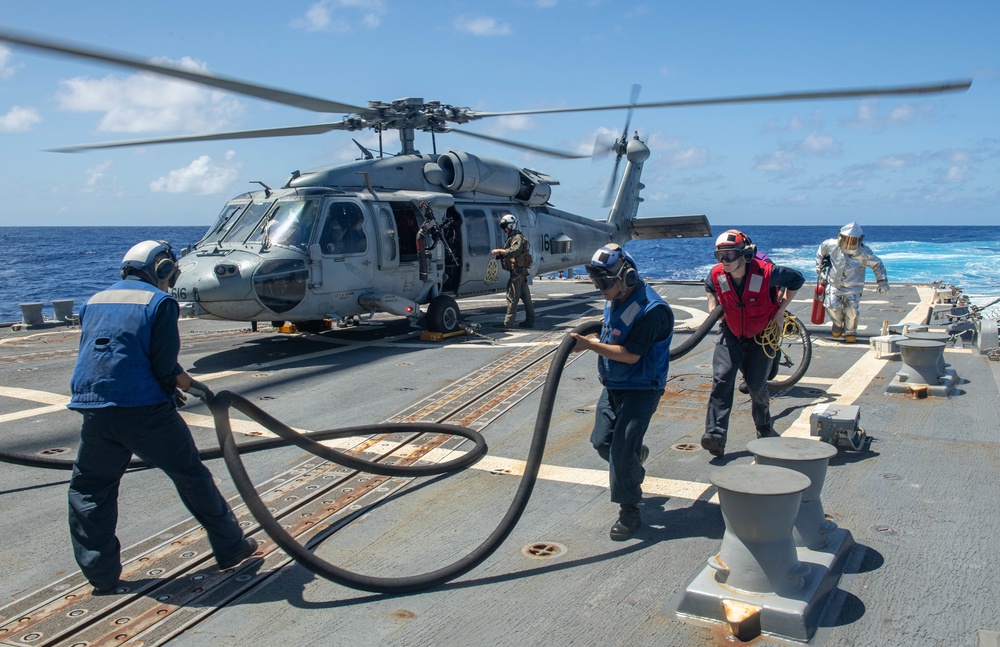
[426, 295, 460, 334]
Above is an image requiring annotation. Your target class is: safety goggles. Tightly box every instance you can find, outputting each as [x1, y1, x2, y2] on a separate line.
[714, 249, 742, 263]
[586, 267, 621, 291]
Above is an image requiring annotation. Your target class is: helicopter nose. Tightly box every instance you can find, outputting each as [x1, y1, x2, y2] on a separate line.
[174, 255, 263, 320]
[175, 254, 310, 320]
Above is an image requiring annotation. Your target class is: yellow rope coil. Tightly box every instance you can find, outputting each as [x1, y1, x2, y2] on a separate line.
[756, 313, 799, 359]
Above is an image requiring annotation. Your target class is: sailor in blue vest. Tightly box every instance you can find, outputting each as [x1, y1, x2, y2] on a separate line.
[67, 240, 257, 595]
[571, 244, 674, 540]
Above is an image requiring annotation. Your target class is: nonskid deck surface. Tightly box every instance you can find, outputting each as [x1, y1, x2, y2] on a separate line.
[1, 279, 998, 646]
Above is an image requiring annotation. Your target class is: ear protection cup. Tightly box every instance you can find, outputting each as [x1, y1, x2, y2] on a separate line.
[154, 256, 177, 281]
[623, 265, 638, 288]
[743, 244, 756, 261]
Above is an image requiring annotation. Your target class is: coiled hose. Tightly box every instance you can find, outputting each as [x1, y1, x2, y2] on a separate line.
[0, 308, 722, 593]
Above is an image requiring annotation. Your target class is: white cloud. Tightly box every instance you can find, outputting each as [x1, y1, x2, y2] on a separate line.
[482, 114, 536, 138]
[0, 106, 42, 132]
[149, 153, 239, 195]
[800, 132, 836, 153]
[55, 57, 244, 134]
[454, 15, 513, 37]
[754, 130, 840, 176]
[754, 149, 798, 173]
[844, 100, 931, 131]
[85, 160, 113, 190]
[761, 111, 823, 133]
[0, 44, 15, 79]
[293, 0, 387, 32]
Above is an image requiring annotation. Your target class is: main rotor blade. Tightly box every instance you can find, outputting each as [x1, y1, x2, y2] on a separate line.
[0, 28, 368, 115]
[446, 128, 587, 159]
[48, 123, 351, 153]
[473, 80, 973, 118]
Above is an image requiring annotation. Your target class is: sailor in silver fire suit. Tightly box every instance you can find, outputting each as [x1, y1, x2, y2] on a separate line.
[815, 222, 889, 343]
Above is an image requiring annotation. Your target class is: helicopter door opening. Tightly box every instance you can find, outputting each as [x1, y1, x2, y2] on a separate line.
[442, 207, 464, 294]
[449, 206, 496, 297]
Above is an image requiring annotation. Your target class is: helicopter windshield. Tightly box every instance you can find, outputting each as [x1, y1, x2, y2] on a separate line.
[254, 199, 320, 250]
[220, 201, 275, 245]
[197, 200, 250, 247]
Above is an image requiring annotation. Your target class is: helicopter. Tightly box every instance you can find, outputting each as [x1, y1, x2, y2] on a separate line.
[0, 29, 972, 333]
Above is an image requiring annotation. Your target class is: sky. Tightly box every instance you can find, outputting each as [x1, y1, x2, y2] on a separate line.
[0, 1, 997, 229]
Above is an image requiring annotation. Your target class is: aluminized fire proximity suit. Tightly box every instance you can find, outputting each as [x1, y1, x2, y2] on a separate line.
[815, 237, 888, 339]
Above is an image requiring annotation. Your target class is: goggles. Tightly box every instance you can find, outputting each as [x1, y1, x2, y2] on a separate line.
[586, 267, 621, 291]
[714, 248, 743, 263]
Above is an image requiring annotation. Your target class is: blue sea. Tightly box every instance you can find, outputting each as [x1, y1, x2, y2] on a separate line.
[2, 225, 999, 324]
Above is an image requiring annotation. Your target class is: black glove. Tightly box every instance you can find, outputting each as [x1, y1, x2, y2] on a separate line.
[186, 379, 215, 405]
[173, 389, 188, 408]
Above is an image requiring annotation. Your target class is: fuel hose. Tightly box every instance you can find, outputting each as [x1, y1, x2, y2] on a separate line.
[0, 309, 721, 593]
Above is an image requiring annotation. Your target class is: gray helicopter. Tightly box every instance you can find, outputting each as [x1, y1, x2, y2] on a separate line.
[0, 29, 971, 333]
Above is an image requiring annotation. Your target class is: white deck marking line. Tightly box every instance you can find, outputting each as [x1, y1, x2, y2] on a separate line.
[782, 286, 934, 438]
[0, 386, 71, 405]
[0, 404, 68, 424]
[468, 454, 715, 502]
[0, 387, 71, 424]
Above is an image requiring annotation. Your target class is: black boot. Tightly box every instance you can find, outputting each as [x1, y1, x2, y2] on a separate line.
[610, 503, 641, 541]
[756, 426, 779, 439]
[700, 433, 725, 457]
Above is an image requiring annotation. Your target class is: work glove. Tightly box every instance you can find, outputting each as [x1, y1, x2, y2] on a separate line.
[186, 379, 215, 406]
[876, 282, 890, 294]
[172, 389, 188, 408]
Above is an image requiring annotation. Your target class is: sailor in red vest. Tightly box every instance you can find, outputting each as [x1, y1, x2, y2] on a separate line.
[701, 230, 804, 458]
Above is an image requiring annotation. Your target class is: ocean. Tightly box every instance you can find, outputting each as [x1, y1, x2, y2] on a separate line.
[2, 225, 998, 324]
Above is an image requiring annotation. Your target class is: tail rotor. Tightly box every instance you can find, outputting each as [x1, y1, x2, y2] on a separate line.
[601, 84, 641, 208]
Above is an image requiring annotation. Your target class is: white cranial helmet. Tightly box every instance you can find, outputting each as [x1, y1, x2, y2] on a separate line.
[499, 214, 518, 231]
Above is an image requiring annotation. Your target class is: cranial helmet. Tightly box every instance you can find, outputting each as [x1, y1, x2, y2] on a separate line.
[121, 240, 179, 288]
[838, 222, 865, 253]
[713, 229, 755, 263]
[499, 214, 518, 231]
[585, 243, 638, 291]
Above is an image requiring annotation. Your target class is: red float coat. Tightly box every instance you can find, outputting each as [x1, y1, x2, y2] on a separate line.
[710, 259, 778, 338]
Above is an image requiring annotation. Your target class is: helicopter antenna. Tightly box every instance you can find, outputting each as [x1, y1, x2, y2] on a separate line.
[251, 180, 272, 198]
[352, 139, 374, 160]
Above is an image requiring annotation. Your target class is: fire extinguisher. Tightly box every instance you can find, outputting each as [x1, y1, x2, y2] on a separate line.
[811, 274, 827, 325]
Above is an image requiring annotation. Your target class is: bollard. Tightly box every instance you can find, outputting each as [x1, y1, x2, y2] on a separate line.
[886, 338, 958, 397]
[674, 462, 859, 642]
[51, 299, 75, 323]
[708, 464, 810, 596]
[18, 302, 45, 327]
[904, 331, 951, 372]
[748, 437, 838, 550]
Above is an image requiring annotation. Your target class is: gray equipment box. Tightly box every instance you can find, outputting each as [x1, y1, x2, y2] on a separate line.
[810, 404, 861, 444]
[869, 334, 906, 358]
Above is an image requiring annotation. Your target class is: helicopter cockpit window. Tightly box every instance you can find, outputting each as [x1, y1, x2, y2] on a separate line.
[198, 202, 249, 246]
[255, 199, 319, 250]
[319, 202, 367, 255]
[462, 208, 491, 256]
[220, 201, 275, 245]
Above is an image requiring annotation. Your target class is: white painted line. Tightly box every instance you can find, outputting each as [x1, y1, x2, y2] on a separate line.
[0, 386, 70, 406]
[0, 404, 68, 424]
[782, 286, 934, 439]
